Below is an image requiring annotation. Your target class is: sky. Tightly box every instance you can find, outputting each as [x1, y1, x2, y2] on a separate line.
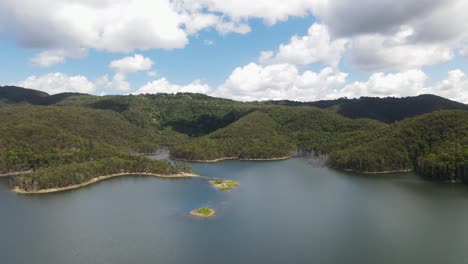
[1, 0, 468, 103]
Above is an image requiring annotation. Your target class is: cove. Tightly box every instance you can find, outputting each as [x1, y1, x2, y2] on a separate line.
[2, 157, 468, 264]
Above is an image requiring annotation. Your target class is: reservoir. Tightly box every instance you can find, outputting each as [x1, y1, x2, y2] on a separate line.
[2, 157, 468, 263]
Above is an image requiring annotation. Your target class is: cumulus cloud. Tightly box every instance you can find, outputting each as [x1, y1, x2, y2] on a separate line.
[310, 0, 468, 70]
[460, 46, 468, 58]
[430, 69, 468, 103]
[147, 71, 158, 77]
[174, 0, 317, 25]
[4, 0, 467, 74]
[15, 73, 96, 95]
[98, 54, 155, 91]
[214, 63, 347, 101]
[179, 12, 251, 35]
[96, 73, 131, 92]
[136, 78, 212, 94]
[260, 23, 347, 68]
[333, 70, 429, 98]
[30, 48, 88, 67]
[330, 69, 468, 103]
[346, 27, 454, 71]
[0, 0, 320, 53]
[109, 54, 154, 74]
[258, 13, 463, 71]
[313, 0, 446, 38]
[213, 60, 468, 103]
[0, 0, 188, 52]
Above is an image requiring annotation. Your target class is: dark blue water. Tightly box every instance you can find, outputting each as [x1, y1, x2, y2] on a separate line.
[2, 158, 468, 263]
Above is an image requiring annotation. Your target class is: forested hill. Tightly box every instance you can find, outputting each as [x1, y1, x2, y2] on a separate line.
[1, 85, 468, 186]
[267, 94, 468, 123]
[2, 86, 467, 124]
[329, 110, 468, 183]
[0, 106, 189, 191]
[0, 86, 87, 106]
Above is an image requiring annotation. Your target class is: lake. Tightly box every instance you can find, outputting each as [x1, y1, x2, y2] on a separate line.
[2, 157, 468, 263]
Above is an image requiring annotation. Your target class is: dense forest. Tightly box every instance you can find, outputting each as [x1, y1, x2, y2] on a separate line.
[0, 100, 191, 191]
[330, 111, 468, 181]
[1, 85, 468, 189]
[12, 156, 191, 191]
[171, 111, 296, 160]
[267, 94, 468, 123]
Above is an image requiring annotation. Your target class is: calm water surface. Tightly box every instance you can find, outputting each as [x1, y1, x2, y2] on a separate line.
[2, 157, 468, 263]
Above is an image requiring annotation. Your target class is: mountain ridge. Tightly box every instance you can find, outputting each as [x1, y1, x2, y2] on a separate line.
[1, 86, 467, 187]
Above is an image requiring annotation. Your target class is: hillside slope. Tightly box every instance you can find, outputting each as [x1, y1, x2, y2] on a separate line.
[268, 94, 468, 123]
[330, 110, 468, 182]
[0, 105, 189, 191]
[2, 86, 468, 185]
[0, 86, 86, 106]
[171, 111, 295, 160]
[171, 107, 387, 160]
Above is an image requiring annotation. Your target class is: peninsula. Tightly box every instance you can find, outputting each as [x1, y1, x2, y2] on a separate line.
[13, 172, 197, 194]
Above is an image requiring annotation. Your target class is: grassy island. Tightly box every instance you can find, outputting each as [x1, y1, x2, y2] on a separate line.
[209, 180, 239, 190]
[189, 207, 216, 218]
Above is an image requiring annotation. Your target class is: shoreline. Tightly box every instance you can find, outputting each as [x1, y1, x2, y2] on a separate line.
[344, 169, 414, 174]
[176, 156, 292, 163]
[12, 172, 198, 194]
[0, 171, 32, 177]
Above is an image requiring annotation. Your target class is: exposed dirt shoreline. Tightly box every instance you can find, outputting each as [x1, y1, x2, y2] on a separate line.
[345, 169, 414, 174]
[177, 156, 292, 163]
[13, 172, 197, 194]
[0, 171, 33, 177]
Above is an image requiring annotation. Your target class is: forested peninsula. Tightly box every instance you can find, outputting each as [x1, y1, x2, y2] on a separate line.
[1, 85, 468, 191]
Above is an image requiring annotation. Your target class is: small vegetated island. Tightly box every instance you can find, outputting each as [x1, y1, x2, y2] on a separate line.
[1, 86, 468, 193]
[189, 207, 216, 218]
[209, 180, 239, 190]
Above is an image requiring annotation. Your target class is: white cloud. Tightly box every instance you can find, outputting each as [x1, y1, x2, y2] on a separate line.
[430, 69, 468, 103]
[180, 12, 251, 35]
[174, 0, 317, 25]
[109, 54, 154, 74]
[213, 56, 468, 103]
[99, 54, 155, 91]
[346, 27, 454, 71]
[308, 0, 468, 71]
[12, 67, 468, 104]
[97, 73, 131, 92]
[136, 78, 212, 94]
[214, 63, 347, 101]
[147, 71, 158, 77]
[260, 23, 347, 68]
[333, 70, 429, 98]
[3, 0, 467, 74]
[15, 73, 95, 95]
[0, 0, 319, 53]
[460, 46, 468, 58]
[330, 69, 468, 103]
[258, 20, 456, 71]
[30, 48, 88, 67]
[0, 0, 188, 52]
[311, 0, 468, 44]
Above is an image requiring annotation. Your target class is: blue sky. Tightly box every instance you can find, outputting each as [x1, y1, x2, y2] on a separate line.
[0, 17, 314, 89]
[0, 0, 467, 103]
